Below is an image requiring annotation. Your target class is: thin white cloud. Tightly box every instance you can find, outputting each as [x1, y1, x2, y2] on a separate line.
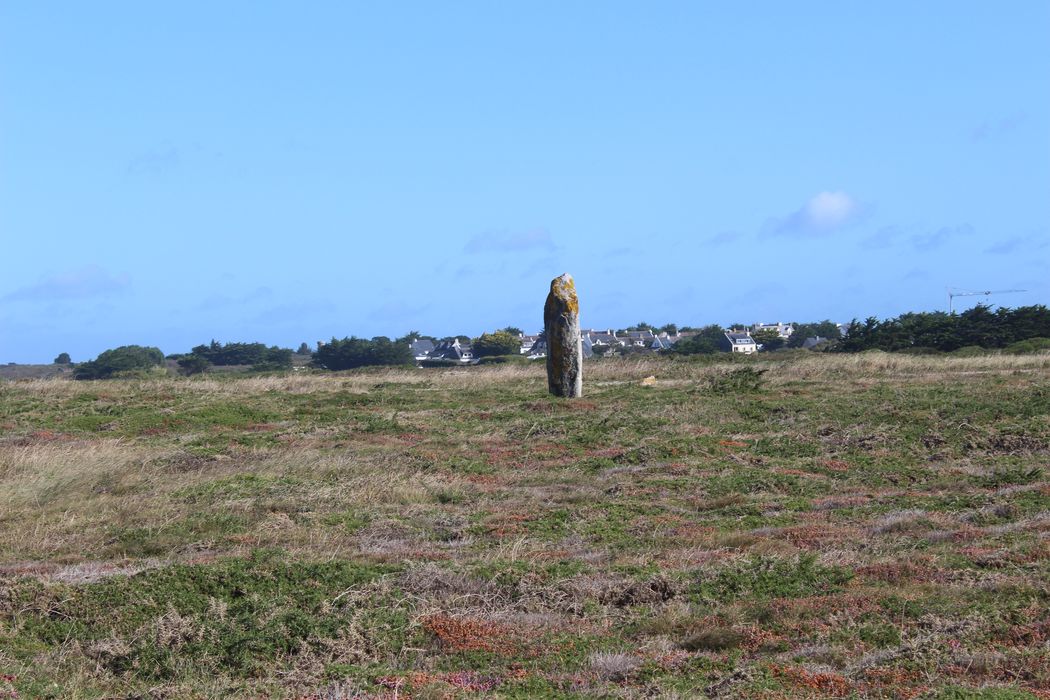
[3, 265, 130, 302]
[251, 300, 336, 324]
[763, 191, 862, 238]
[705, 231, 742, 247]
[984, 232, 1049, 255]
[902, 268, 930, 281]
[195, 286, 274, 311]
[366, 300, 430, 322]
[910, 224, 973, 251]
[126, 147, 181, 176]
[519, 255, 559, 280]
[860, 226, 901, 250]
[465, 229, 556, 254]
[971, 114, 1025, 142]
[985, 237, 1025, 255]
[601, 247, 636, 259]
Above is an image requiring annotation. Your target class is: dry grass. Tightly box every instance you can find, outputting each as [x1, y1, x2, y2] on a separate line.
[0, 352, 1047, 698]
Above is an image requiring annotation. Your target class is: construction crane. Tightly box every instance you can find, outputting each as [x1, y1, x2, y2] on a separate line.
[947, 288, 1027, 314]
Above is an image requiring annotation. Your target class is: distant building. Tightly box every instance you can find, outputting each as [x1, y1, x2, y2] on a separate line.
[409, 339, 435, 361]
[526, 332, 593, 359]
[622, 329, 656, 347]
[720, 330, 759, 354]
[801, 336, 829, 350]
[582, 329, 623, 351]
[428, 339, 474, 363]
[581, 334, 594, 359]
[519, 334, 541, 354]
[751, 321, 795, 339]
[651, 331, 685, 351]
[525, 336, 547, 359]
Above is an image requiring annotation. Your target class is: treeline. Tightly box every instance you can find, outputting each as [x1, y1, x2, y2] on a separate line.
[312, 337, 412, 370]
[839, 305, 1050, 353]
[668, 325, 729, 355]
[60, 304, 1050, 379]
[184, 341, 294, 371]
[312, 330, 525, 370]
[668, 320, 842, 355]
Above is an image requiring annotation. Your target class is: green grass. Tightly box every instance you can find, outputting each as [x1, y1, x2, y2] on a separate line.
[0, 353, 1048, 698]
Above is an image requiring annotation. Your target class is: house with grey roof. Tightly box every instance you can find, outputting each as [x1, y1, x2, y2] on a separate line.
[623, 329, 656, 347]
[525, 336, 547, 359]
[719, 330, 759, 354]
[801, 336, 830, 350]
[751, 321, 795, 339]
[582, 329, 623, 350]
[428, 339, 474, 363]
[518, 334, 542, 354]
[409, 339, 436, 361]
[651, 335, 676, 351]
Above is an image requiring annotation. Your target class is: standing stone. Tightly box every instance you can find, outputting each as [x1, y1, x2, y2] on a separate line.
[544, 273, 583, 398]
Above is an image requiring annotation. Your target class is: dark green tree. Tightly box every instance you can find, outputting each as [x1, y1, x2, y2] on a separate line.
[786, 321, 841, 348]
[669, 325, 726, 355]
[177, 355, 211, 375]
[312, 336, 413, 370]
[835, 305, 1050, 352]
[296, 342, 312, 355]
[53, 352, 71, 364]
[751, 329, 785, 351]
[472, 331, 522, 357]
[74, 345, 165, 380]
[189, 341, 292, 369]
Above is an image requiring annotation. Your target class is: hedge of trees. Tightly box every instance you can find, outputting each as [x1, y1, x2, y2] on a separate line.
[786, 321, 842, 347]
[668, 325, 728, 355]
[311, 336, 412, 370]
[188, 341, 293, 369]
[472, 331, 521, 357]
[839, 305, 1050, 352]
[73, 345, 165, 380]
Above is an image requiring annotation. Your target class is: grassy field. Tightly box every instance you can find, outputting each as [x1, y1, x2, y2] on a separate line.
[1, 353, 1048, 699]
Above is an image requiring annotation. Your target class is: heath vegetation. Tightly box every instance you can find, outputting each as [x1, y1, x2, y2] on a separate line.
[1, 352, 1048, 698]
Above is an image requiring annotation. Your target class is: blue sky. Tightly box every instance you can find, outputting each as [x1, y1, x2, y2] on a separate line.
[2, 3, 1048, 362]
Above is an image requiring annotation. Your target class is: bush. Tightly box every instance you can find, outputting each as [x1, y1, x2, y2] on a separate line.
[1004, 337, 1050, 354]
[177, 355, 211, 376]
[951, 345, 988, 357]
[54, 352, 72, 364]
[475, 354, 527, 365]
[74, 346, 165, 380]
[707, 367, 767, 394]
[472, 331, 521, 357]
[899, 346, 942, 355]
[312, 336, 412, 370]
[418, 358, 461, 369]
[670, 325, 726, 355]
[751, 329, 785, 351]
[692, 555, 852, 602]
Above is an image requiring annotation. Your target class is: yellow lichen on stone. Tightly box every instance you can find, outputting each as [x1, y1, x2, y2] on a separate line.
[550, 275, 579, 315]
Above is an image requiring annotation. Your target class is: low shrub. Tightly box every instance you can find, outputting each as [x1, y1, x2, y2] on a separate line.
[74, 345, 165, 380]
[1004, 337, 1050, 354]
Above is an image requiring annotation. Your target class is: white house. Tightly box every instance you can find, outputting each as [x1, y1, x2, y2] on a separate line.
[428, 339, 474, 363]
[721, 330, 759, 354]
[752, 321, 794, 339]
